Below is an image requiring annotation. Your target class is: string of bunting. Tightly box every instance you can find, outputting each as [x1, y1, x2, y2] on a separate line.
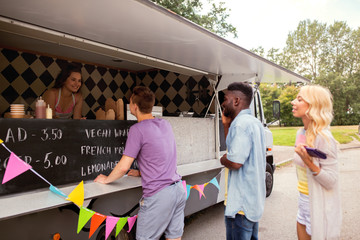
[0, 138, 222, 239]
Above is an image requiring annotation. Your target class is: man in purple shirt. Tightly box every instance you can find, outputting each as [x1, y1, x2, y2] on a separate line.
[95, 86, 186, 240]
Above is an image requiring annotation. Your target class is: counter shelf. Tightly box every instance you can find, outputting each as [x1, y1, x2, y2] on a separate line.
[0, 159, 222, 221]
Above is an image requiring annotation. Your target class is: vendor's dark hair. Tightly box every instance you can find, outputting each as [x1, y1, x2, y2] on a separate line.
[227, 82, 253, 106]
[54, 62, 82, 90]
[131, 86, 155, 114]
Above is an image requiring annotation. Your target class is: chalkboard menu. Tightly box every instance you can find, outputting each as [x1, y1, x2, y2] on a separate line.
[0, 119, 136, 196]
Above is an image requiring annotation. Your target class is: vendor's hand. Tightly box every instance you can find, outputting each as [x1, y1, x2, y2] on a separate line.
[295, 144, 312, 162]
[127, 169, 140, 177]
[94, 174, 108, 184]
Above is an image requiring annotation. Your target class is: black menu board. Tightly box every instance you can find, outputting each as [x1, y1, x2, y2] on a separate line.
[0, 118, 136, 196]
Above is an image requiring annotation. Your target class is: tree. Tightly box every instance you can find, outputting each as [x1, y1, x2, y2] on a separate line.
[283, 19, 328, 80]
[259, 84, 281, 123]
[251, 20, 360, 126]
[322, 21, 351, 76]
[266, 48, 282, 65]
[150, 0, 237, 38]
[250, 46, 265, 57]
[277, 85, 302, 126]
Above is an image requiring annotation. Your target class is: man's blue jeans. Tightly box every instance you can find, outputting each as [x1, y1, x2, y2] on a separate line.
[225, 214, 259, 240]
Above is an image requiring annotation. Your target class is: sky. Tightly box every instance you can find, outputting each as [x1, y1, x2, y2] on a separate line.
[215, 0, 360, 51]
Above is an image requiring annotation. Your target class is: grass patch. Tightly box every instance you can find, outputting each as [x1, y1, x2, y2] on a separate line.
[269, 125, 359, 146]
[270, 127, 300, 146]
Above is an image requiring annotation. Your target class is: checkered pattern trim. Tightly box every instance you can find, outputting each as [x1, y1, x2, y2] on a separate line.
[0, 48, 214, 118]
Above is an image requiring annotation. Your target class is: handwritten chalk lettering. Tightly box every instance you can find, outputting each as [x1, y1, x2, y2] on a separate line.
[5, 128, 27, 143]
[114, 129, 129, 138]
[1, 155, 32, 170]
[80, 145, 112, 156]
[43, 152, 67, 169]
[114, 146, 125, 154]
[81, 160, 119, 176]
[40, 128, 63, 141]
[85, 129, 112, 139]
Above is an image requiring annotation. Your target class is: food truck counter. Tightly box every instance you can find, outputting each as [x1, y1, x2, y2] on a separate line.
[0, 158, 221, 221]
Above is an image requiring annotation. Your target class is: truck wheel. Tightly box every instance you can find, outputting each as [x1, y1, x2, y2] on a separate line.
[265, 163, 274, 197]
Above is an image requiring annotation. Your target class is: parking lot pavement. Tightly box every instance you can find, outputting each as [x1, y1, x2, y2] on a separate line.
[272, 145, 294, 166]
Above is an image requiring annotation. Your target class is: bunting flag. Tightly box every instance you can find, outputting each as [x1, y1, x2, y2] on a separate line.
[182, 180, 187, 196]
[127, 215, 137, 233]
[191, 184, 206, 199]
[49, 185, 68, 198]
[209, 177, 220, 190]
[105, 216, 119, 240]
[115, 217, 129, 237]
[0, 138, 3, 144]
[66, 181, 84, 207]
[2, 152, 32, 184]
[186, 184, 191, 200]
[198, 184, 206, 199]
[77, 207, 95, 234]
[89, 213, 107, 238]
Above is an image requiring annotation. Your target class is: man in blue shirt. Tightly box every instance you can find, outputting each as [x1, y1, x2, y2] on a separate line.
[220, 82, 266, 240]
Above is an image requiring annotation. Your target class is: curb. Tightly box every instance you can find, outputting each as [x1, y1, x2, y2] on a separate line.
[275, 158, 293, 167]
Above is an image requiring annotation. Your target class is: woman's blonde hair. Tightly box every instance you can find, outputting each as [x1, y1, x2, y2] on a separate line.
[300, 85, 333, 146]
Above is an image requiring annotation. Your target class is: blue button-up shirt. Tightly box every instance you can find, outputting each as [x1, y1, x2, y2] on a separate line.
[225, 109, 266, 222]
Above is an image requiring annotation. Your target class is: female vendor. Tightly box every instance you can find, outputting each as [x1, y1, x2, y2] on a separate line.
[43, 63, 84, 119]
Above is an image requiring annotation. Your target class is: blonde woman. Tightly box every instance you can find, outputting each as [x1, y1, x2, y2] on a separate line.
[291, 85, 341, 240]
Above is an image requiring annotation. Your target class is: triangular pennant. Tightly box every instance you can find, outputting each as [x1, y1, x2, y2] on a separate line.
[186, 184, 191, 200]
[204, 182, 209, 187]
[192, 184, 206, 199]
[209, 177, 220, 190]
[49, 185, 68, 198]
[77, 207, 95, 234]
[105, 216, 119, 240]
[0, 139, 3, 144]
[89, 212, 107, 238]
[66, 181, 84, 207]
[115, 217, 128, 237]
[127, 215, 137, 233]
[2, 152, 32, 184]
[182, 180, 187, 196]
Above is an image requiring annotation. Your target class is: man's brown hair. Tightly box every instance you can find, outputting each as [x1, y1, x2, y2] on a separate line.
[131, 86, 155, 114]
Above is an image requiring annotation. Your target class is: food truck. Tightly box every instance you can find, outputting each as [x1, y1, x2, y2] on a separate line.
[0, 0, 309, 239]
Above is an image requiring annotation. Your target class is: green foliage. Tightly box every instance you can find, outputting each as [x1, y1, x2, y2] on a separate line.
[259, 84, 281, 123]
[150, 0, 237, 38]
[283, 19, 328, 80]
[253, 20, 360, 126]
[277, 85, 302, 126]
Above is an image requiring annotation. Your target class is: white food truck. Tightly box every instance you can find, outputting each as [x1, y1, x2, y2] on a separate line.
[0, 0, 309, 239]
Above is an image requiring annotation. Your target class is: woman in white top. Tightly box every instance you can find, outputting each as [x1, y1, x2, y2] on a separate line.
[43, 63, 84, 119]
[291, 85, 341, 240]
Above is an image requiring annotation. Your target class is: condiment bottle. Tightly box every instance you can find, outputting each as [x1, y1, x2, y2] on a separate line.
[35, 97, 46, 119]
[46, 104, 53, 119]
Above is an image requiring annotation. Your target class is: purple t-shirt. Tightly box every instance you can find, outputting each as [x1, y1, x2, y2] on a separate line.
[123, 118, 181, 197]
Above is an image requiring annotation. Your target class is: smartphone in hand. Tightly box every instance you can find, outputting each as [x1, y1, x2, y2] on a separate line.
[304, 147, 327, 159]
